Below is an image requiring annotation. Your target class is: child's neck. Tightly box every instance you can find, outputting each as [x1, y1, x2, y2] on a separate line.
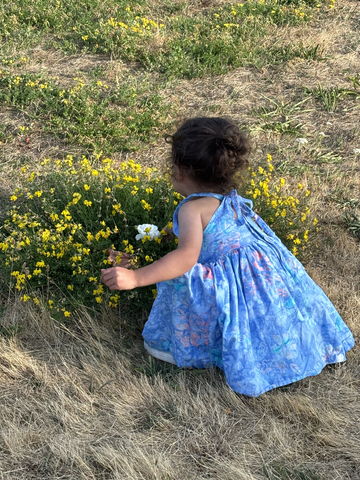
[179, 178, 215, 198]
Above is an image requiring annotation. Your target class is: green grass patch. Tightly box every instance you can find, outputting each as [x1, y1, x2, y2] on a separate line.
[0, 71, 170, 153]
[1, 0, 332, 79]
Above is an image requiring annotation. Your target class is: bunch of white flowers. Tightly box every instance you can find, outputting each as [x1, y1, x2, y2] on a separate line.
[135, 224, 160, 241]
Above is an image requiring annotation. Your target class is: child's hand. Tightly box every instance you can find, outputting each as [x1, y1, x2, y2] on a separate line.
[101, 267, 138, 290]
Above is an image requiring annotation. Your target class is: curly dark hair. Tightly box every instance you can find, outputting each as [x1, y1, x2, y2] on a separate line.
[166, 117, 251, 194]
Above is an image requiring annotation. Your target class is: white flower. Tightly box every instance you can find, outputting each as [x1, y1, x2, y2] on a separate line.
[135, 223, 160, 241]
[353, 148, 360, 154]
[295, 138, 308, 145]
[319, 132, 326, 136]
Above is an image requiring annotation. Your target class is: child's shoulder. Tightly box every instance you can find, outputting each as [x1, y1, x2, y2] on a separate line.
[179, 195, 222, 230]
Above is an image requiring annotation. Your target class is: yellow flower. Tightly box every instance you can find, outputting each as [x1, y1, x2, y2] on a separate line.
[67, 285, 74, 291]
[280, 178, 286, 187]
[280, 209, 286, 217]
[64, 311, 71, 317]
[84, 200, 92, 207]
[298, 183, 303, 189]
[125, 244, 134, 254]
[141, 200, 152, 211]
[313, 218, 318, 225]
[21, 295, 30, 302]
[34, 190, 43, 197]
[84, 184, 90, 190]
[10, 195, 17, 201]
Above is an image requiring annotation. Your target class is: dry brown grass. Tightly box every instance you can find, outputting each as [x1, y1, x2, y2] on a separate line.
[1, 0, 360, 478]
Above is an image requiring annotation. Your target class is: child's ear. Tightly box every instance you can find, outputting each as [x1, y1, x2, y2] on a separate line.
[171, 165, 183, 181]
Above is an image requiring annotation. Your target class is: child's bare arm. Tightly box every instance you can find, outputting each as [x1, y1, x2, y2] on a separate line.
[101, 201, 203, 290]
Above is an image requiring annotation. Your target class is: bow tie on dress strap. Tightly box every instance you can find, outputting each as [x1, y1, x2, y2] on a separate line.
[228, 190, 255, 219]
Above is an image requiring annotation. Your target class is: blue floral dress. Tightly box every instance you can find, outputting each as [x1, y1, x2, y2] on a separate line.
[142, 190, 354, 396]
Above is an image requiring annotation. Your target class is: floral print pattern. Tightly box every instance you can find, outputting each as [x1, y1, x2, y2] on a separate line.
[142, 190, 354, 396]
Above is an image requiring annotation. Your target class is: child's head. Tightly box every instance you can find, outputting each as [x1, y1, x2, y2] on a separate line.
[166, 117, 251, 194]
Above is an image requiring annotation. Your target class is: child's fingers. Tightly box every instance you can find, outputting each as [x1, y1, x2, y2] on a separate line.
[101, 268, 119, 289]
[101, 267, 136, 290]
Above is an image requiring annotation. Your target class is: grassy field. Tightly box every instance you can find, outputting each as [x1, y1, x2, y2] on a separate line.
[1, 0, 360, 478]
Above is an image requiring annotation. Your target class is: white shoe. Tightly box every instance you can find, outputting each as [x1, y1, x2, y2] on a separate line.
[144, 341, 177, 364]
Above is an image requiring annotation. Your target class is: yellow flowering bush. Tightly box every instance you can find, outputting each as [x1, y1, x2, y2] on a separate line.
[245, 154, 318, 257]
[1, 153, 318, 317]
[0, 156, 179, 318]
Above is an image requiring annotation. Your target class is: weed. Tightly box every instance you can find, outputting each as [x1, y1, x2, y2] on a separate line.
[263, 462, 322, 480]
[268, 43, 325, 64]
[315, 150, 343, 164]
[133, 355, 181, 380]
[255, 96, 312, 118]
[0, 324, 22, 338]
[259, 120, 303, 135]
[344, 211, 360, 240]
[304, 83, 360, 112]
[0, 123, 13, 144]
[347, 73, 360, 89]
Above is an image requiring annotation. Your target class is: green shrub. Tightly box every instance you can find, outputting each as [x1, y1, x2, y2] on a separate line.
[0, 157, 179, 319]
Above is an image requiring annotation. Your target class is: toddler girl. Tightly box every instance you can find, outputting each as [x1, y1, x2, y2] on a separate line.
[101, 117, 354, 397]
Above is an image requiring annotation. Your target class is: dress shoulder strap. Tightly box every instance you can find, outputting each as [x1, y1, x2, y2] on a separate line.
[172, 192, 224, 236]
[229, 190, 279, 241]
